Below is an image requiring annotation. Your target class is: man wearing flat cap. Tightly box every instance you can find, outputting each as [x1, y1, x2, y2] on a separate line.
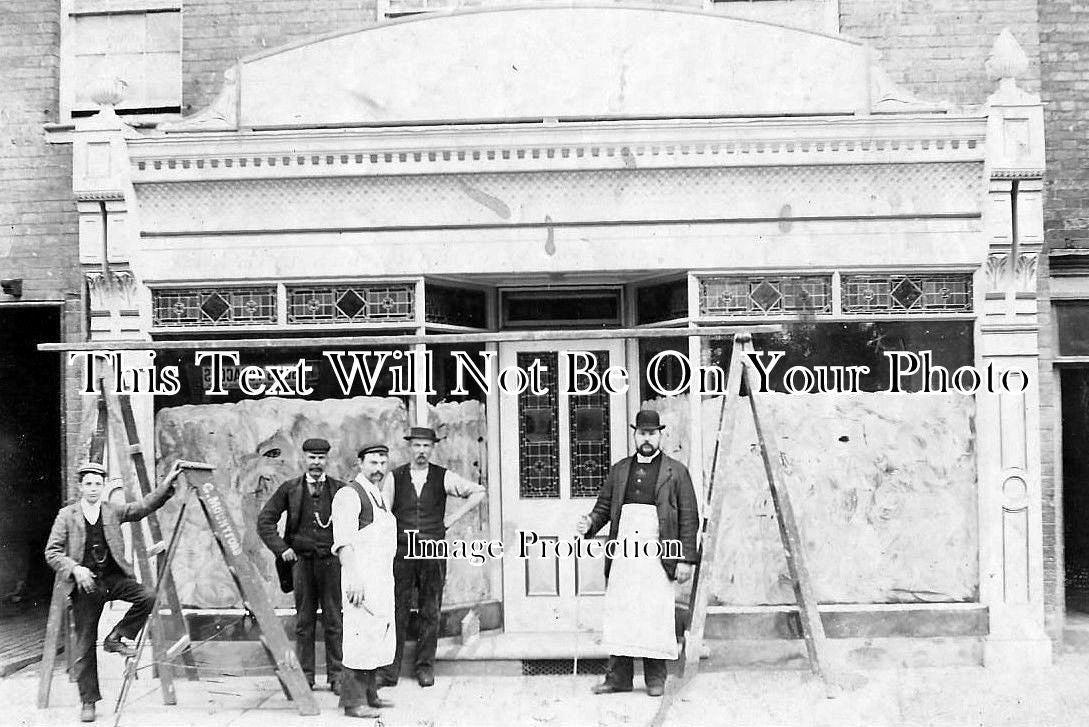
[257, 437, 347, 694]
[377, 425, 485, 688]
[45, 460, 183, 723]
[576, 409, 699, 698]
[332, 443, 397, 718]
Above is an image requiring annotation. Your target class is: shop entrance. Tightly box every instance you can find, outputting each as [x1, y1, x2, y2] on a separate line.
[498, 339, 628, 633]
[0, 305, 62, 609]
[1063, 367, 1089, 613]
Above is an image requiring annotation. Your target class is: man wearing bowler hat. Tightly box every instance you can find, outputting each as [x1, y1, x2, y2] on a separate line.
[377, 425, 485, 687]
[45, 461, 182, 723]
[257, 437, 348, 693]
[576, 409, 699, 697]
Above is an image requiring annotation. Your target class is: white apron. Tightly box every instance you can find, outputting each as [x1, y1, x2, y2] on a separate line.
[602, 503, 679, 660]
[340, 485, 397, 670]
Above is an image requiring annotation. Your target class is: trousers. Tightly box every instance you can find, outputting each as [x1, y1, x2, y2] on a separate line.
[70, 572, 155, 704]
[292, 553, 343, 685]
[379, 556, 445, 682]
[604, 655, 669, 689]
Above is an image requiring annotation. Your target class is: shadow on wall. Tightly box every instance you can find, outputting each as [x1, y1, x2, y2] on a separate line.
[153, 396, 489, 609]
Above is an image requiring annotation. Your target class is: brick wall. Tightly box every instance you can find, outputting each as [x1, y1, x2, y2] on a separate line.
[182, 0, 380, 113]
[841, 0, 1040, 106]
[0, 1, 84, 595]
[1038, 0, 1089, 634]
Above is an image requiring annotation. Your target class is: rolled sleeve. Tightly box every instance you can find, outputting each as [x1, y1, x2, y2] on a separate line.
[331, 487, 361, 555]
[444, 470, 485, 498]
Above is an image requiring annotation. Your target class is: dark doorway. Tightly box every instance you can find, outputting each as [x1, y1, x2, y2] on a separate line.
[0, 306, 63, 609]
[1062, 367, 1089, 613]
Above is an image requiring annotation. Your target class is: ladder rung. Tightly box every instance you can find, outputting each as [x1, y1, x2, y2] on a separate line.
[164, 635, 191, 660]
[127, 444, 143, 454]
[147, 541, 166, 556]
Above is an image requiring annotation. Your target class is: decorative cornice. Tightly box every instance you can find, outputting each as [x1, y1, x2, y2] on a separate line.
[126, 116, 988, 183]
[75, 190, 126, 201]
[991, 168, 1044, 180]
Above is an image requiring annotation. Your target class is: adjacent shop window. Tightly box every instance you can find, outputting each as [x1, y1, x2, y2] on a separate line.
[65, 3, 182, 118]
[152, 287, 276, 327]
[1056, 303, 1089, 357]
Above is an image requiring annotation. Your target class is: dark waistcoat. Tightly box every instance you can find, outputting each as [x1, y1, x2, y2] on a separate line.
[391, 463, 447, 548]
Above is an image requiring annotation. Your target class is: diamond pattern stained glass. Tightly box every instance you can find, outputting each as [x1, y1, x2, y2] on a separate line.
[841, 274, 972, 314]
[152, 287, 276, 327]
[287, 285, 415, 324]
[699, 276, 831, 317]
[519, 352, 559, 499]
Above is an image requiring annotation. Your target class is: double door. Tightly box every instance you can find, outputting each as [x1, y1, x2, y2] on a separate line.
[498, 339, 629, 633]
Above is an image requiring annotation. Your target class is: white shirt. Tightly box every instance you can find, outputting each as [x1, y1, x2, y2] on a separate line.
[331, 474, 386, 555]
[80, 500, 102, 525]
[381, 465, 485, 505]
[635, 450, 662, 465]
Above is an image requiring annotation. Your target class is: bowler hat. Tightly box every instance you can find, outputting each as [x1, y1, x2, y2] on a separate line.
[403, 426, 440, 442]
[630, 409, 666, 431]
[77, 462, 108, 477]
[357, 442, 390, 458]
[301, 437, 331, 453]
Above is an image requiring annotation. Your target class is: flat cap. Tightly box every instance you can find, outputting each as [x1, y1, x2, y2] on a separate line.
[357, 442, 389, 458]
[301, 437, 331, 453]
[77, 462, 108, 477]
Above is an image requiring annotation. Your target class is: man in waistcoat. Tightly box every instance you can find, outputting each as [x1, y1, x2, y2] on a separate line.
[576, 409, 699, 697]
[257, 437, 347, 694]
[44, 461, 181, 723]
[377, 426, 485, 688]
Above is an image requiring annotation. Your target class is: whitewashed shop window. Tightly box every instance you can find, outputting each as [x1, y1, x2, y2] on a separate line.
[62, 1, 182, 120]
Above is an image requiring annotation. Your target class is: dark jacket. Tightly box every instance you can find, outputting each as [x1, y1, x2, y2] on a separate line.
[584, 452, 700, 580]
[256, 474, 348, 557]
[44, 481, 175, 595]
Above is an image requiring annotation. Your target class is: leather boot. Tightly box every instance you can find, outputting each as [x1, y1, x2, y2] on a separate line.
[365, 670, 394, 709]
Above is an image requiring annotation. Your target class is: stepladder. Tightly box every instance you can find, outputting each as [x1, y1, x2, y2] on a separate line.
[673, 332, 829, 691]
[110, 461, 319, 723]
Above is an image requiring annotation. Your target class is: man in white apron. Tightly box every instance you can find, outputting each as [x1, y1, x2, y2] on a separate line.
[332, 443, 397, 719]
[576, 409, 700, 697]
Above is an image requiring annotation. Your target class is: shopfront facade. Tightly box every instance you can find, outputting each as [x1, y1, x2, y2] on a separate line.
[65, 7, 1049, 666]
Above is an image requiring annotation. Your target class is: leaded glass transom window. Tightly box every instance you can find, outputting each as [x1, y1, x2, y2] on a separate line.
[700, 276, 831, 317]
[518, 352, 559, 499]
[425, 284, 487, 328]
[152, 287, 276, 327]
[841, 274, 972, 315]
[569, 351, 611, 498]
[287, 285, 415, 324]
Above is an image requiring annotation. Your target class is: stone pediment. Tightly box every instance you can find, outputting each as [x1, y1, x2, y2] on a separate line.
[168, 4, 943, 132]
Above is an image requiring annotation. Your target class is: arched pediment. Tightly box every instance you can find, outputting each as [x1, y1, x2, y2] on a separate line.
[170, 4, 940, 131]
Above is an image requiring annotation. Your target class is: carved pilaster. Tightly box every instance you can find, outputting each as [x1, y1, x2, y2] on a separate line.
[979, 28, 1049, 667]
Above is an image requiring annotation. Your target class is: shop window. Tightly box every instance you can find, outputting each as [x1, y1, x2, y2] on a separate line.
[425, 284, 488, 328]
[707, 320, 975, 393]
[500, 289, 621, 329]
[64, 2, 182, 119]
[286, 284, 415, 324]
[700, 275, 831, 317]
[1056, 303, 1089, 357]
[636, 279, 688, 324]
[152, 287, 276, 327]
